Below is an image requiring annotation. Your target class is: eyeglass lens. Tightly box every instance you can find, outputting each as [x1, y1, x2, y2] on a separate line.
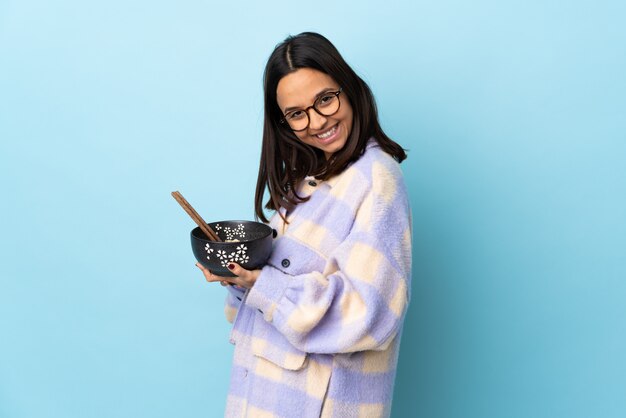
[285, 92, 341, 132]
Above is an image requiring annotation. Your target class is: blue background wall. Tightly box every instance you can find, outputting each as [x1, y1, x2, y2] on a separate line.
[1, 1, 624, 417]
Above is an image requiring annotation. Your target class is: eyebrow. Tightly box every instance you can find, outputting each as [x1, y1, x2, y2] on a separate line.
[283, 87, 337, 113]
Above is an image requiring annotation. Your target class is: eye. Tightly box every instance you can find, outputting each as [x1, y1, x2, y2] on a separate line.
[287, 110, 305, 120]
[317, 94, 336, 107]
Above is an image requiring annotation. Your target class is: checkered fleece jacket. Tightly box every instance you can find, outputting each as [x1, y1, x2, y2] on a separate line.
[223, 139, 412, 417]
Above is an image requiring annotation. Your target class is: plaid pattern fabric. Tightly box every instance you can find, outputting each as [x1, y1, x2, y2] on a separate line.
[223, 139, 412, 417]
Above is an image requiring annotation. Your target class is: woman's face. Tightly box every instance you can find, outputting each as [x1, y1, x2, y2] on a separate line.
[276, 68, 353, 160]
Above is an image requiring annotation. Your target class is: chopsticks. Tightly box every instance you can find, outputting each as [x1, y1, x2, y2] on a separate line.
[171, 191, 222, 242]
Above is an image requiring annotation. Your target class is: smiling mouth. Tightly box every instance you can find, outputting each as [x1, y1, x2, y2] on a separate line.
[316, 125, 337, 140]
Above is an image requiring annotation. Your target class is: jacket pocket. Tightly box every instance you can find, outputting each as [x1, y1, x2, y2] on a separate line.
[250, 312, 332, 416]
[251, 340, 308, 370]
[251, 341, 332, 417]
[251, 313, 308, 370]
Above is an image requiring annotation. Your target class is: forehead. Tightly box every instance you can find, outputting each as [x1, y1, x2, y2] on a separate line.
[276, 68, 339, 110]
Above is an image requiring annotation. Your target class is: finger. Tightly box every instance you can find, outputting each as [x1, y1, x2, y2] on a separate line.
[196, 263, 222, 283]
[227, 262, 257, 288]
[195, 263, 212, 281]
[204, 270, 238, 285]
[226, 262, 249, 279]
[196, 263, 240, 286]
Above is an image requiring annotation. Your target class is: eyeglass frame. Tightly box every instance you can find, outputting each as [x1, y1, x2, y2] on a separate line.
[279, 88, 343, 132]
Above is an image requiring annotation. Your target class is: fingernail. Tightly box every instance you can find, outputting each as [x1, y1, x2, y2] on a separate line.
[228, 263, 235, 270]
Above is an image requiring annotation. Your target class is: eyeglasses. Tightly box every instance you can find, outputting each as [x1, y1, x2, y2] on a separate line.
[279, 88, 343, 132]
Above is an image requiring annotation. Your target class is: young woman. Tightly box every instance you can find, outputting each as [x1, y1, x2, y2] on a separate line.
[196, 32, 412, 418]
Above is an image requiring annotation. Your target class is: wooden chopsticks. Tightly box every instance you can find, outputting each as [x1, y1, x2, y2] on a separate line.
[171, 191, 222, 242]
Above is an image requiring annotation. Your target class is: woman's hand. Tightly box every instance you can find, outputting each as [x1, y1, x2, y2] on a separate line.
[195, 262, 261, 289]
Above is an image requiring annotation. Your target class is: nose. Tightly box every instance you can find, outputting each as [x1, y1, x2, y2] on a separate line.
[307, 108, 327, 130]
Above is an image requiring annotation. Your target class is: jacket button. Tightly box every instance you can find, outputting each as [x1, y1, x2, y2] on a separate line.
[308, 180, 317, 187]
[281, 259, 290, 268]
[236, 296, 242, 301]
[258, 309, 263, 313]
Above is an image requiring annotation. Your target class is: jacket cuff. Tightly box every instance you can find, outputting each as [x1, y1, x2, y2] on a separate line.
[246, 265, 292, 322]
[226, 284, 246, 300]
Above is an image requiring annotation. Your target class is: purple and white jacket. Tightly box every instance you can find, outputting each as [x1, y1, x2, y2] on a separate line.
[223, 139, 412, 417]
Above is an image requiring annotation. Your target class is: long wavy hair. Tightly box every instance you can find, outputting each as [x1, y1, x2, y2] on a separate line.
[254, 32, 407, 223]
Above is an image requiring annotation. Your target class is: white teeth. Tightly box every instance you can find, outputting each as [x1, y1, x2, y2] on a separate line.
[316, 126, 337, 139]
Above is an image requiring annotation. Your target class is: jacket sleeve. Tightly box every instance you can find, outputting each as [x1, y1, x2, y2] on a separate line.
[245, 167, 412, 354]
[224, 285, 246, 324]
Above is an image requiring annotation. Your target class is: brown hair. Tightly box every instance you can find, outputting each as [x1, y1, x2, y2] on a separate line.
[254, 32, 407, 223]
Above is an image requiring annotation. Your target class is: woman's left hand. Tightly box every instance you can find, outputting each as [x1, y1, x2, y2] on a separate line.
[195, 262, 261, 289]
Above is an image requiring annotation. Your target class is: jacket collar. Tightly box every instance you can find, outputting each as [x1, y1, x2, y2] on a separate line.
[320, 138, 379, 188]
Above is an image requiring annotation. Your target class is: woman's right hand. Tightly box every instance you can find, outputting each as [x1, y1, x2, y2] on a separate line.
[195, 262, 249, 289]
[195, 262, 231, 287]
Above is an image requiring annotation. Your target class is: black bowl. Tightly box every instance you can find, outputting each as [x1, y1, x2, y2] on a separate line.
[191, 220, 274, 277]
